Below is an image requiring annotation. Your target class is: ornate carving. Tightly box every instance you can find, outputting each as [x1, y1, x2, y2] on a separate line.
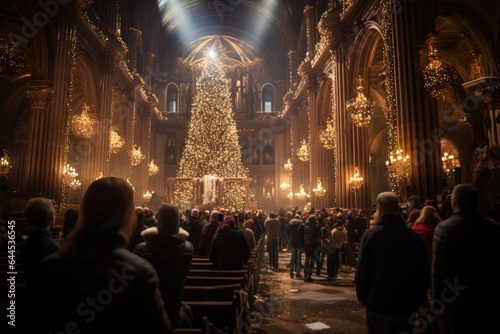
[26, 83, 54, 112]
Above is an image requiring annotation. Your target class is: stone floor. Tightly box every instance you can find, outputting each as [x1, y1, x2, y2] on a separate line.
[249, 249, 368, 334]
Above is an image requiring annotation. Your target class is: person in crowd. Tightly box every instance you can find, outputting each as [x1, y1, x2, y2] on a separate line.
[412, 205, 441, 266]
[199, 210, 220, 255]
[265, 212, 280, 269]
[354, 209, 367, 243]
[134, 203, 194, 328]
[356, 191, 429, 334]
[407, 208, 421, 228]
[432, 183, 500, 333]
[184, 208, 203, 255]
[127, 206, 148, 252]
[199, 210, 208, 226]
[287, 214, 304, 278]
[408, 195, 423, 213]
[238, 215, 256, 251]
[209, 215, 250, 270]
[181, 209, 191, 228]
[278, 211, 288, 251]
[62, 208, 78, 239]
[331, 219, 347, 278]
[20, 197, 61, 280]
[28, 177, 172, 333]
[144, 207, 157, 227]
[343, 211, 356, 266]
[302, 214, 321, 282]
[439, 188, 453, 220]
[424, 199, 438, 211]
[320, 217, 335, 280]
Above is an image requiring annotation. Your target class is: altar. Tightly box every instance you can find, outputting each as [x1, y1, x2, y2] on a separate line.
[167, 176, 253, 211]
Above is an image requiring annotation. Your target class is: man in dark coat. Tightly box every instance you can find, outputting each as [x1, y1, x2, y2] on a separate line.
[432, 184, 500, 333]
[184, 208, 204, 255]
[135, 203, 194, 328]
[199, 210, 220, 255]
[354, 209, 367, 243]
[287, 214, 304, 278]
[356, 192, 429, 334]
[301, 215, 321, 282]
[209, 216, 250, 270]
[20, 197, 61, 280]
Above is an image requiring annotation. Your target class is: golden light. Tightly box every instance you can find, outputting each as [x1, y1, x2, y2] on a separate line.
[295, 184, 310, 200]
[143, 190, 153, 200]
[0, 149, 12, 179]
[129, 145, 145, 166]
[284, 158, 293, 174]
[297, 139, 310, 162]
[287, 191, 294, 199]
[71, 103, 98, 138]
[318, 118, 336, 150]
[346, 76, 375, 127]
[148, 159, 159, 176]
[280, 182, 290, 190]
[63, 163, 80, 190]
[386, 148, 411, 182]
[423, 33, 456, 98]
[442, 152, 459, 178]
[312, 177, 326, 198]
[109, 127, 125, 154]
[348, 167, 364, 192]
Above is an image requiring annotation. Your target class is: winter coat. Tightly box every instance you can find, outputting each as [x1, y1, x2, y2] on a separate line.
[432, 210, 500, 327]
[331, 226, 348, 248]
[29, 228, 172, 334]
[238, 223, 256, 251]
[134, 227, 193, 328]
[199, 219, 219, 255]
[412, 219, 437, 266]
[184, 216, 204, 255]
[265, 218, 280, 240]
[209, 227, 250, 270]
[320, 225, 333, 255]
[355, 215, 429, 317]
[302, 221, 321, 246]
[287, 218, 304, 248]
[20, 229, 61, 278]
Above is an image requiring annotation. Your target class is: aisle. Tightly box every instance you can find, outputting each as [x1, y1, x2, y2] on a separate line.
[249, 248, 367, 334]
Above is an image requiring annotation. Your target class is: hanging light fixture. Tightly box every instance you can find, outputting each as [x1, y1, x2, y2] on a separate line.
[297, 139, 310, 162]
[346, 76, 375, 127]
[295, 184, 310, 200]
[129, 145, 145, 166]
[386, 148, 411, 181]
[126, 177, 135, 191]
[442, 152, 459, 178]
[287, 191, 294, 199]
[319, 118, 336, 149]
[0, 149, 12, 179]
[422, 33, 456, 98]
[71, 103, 98, 138]
[280, 182, 290, 190]
[312, 177, 326, 198]
[62, 163, 80, 190]
[143, 190, 153, 200]
[108, 127, 125, 154]
[349, 167, 364, 192]
[148, 159, 159, 176]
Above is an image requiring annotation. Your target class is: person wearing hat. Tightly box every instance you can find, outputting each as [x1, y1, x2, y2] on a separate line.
[209, 215, 250, 270]
[134, 203, 194, 328]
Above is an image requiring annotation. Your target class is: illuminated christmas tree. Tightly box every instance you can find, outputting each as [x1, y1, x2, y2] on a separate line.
[174, 49, 248, 209]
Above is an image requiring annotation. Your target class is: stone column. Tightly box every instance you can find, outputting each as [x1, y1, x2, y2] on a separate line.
[394, 0, 442, 200]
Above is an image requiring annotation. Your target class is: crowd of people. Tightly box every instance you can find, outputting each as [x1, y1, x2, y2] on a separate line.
[7, 176, 500, 334]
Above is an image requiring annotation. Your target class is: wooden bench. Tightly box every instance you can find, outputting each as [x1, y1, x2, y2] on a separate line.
[187, 270, 246, 278]
[186, 297, 239, 332]
[183, 284, 242, 302]
[189, 263, 217, 270]
[173, 316, 223, 334]
[185, 276, 246, 289]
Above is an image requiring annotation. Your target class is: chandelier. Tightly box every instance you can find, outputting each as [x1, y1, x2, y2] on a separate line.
[95, 172, 103, 180]
[312, 177, 326, 198]
[129, 145, 145, 166]
[349, 167, 364, 192]
[0, 149, 12, 179]
[63, 163, 81, 190]
[71, 103, 98, 138]
[287, 191, 294, 199]
[297, 139, 310, 162]
[318, 118, 336, 149]
[295, 184, 310, 200]
[346, 76, 375, 127]
[143, 190, 153, 200]
[442, 152, 459, 178]
[126, 177, 135, 191]
[284, 158, 293, 174]
[423, 33, 456, 98]
[148, 159, 159, 176]
[280, 182, 290, 190]
[108, 127, 125, 154]
[386, 148, 411, 181]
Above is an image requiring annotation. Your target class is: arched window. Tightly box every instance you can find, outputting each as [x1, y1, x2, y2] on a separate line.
[167, 84, 178, 112]
[262, 84, 273, 112]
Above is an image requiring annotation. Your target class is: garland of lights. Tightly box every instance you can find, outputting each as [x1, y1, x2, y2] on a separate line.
[381, 0, 400, 194]
[330, 51, 338, 204]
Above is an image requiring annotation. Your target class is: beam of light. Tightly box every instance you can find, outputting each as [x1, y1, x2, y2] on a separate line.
[157, 0, 195, 43]
[250, 0, 279, 40]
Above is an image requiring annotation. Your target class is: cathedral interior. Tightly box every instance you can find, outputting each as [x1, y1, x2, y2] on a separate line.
[1, 0, 499, 217]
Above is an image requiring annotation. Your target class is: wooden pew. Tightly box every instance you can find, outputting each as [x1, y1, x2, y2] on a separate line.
[189, 263, 217, 270]
[186, 296, 239, 332]
[183, 284, 241, 302]
[173, 316, 223, 334]
[185, 276, 246, 289]
[187, 270, 246, 278]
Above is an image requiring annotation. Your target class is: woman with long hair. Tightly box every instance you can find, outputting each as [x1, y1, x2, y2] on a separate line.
[30, 177, 172, 333]
[412, 205, 442, 266]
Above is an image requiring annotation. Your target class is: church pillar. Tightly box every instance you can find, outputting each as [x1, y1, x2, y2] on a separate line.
[393, 0, 442, 200]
